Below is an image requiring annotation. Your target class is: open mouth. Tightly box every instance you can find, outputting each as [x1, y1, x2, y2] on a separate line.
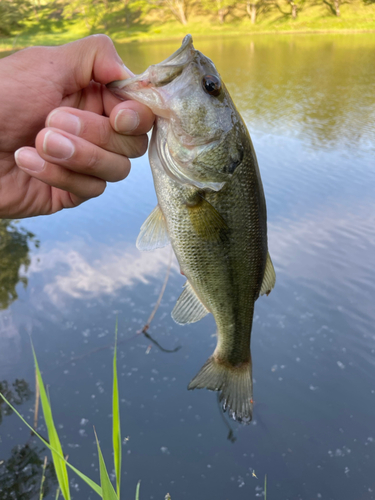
[107, 34, 195, 93]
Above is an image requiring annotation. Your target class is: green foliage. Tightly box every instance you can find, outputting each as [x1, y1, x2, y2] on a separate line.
[112, 320, 122, 498]
[0, 0, 374, 45]
[0, 220, 39, 310]
[0, 0, 32, 36]
[32, 344, 71, 500]
[0, 327, 156, 500]
[135, 481, 141, 500]
[95, 429, 119, 500]
[264, 474, 267, 500]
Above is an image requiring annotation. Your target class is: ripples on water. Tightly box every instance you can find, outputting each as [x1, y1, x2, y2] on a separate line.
[0, 34, 375, 500]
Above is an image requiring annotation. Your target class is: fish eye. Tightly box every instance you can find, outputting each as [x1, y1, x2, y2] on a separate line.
[202, 75, 221, 97]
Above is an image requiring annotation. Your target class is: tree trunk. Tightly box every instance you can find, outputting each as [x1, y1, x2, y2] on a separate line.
[288, 0, 297, 18]
[167, 0, 188, 25]
[251, 3, 256, 23]
[333, 0, 340, 16]
[218, 6, 229, 23]
[177, 1, 188, 24]
[246, 2, 257, 23]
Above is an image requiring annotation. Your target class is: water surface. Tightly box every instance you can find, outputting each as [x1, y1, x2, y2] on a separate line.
[1, 33, 375, 500]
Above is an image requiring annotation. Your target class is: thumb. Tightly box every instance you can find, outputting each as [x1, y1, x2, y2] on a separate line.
[56, 35, 133, 95]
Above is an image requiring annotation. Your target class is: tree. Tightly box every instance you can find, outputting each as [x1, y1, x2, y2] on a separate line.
[287, 0, 297, 18]
[0, 220, 39, 310]
[0, 442, 56, 500]
[163, 0, 189, 24]
[246, 1, 258, 23]
[202, 0, 236, 23]
[0, 0, 32, 36]
[322, 0, 340, 15]
[0, 379, 32, 425]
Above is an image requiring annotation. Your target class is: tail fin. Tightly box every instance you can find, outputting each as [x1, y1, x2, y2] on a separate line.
[188, 356, 253, 423]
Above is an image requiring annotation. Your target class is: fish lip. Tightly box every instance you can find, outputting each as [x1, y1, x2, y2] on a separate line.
[106, 34, 195, 91]
[161, 33, 193, 64]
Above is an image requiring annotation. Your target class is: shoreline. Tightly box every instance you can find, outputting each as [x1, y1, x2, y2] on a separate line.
[1, 27, 375, 53]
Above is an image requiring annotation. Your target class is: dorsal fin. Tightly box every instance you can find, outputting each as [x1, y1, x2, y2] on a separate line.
[172, 281, 210, 325]
[136, 205, 170, 251]
[260, 252, 276, 296]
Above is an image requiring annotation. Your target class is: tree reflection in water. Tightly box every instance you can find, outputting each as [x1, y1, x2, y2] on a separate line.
[0, 379, 32, 425]
[0, 219, 39, 310]
[0, 378, 57, 499]
[0, 442, 56, 500]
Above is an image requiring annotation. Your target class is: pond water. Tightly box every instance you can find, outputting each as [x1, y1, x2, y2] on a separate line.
[1, 33, 375, 500]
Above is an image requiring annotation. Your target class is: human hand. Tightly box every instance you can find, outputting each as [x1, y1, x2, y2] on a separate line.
[0, 35, 155, 219]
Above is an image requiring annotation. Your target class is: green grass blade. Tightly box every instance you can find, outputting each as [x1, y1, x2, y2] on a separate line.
[0, 393, 102, 497]
[31, 344, 70, 500]
[112, 319, 121, 498]
[135, 481, 140, 500]
[264, 474, 267, 500]
[39, 456, 48, 500]
[55, 488, 61, 500]
[94, 430, 119, 500]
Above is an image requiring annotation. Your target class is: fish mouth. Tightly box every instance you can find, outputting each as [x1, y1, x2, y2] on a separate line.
[160, 33, 194, 64]
[107, 34, 195, 100]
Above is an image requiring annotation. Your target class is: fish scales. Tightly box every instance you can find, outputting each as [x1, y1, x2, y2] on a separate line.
[154, 129, 267, 362]
[108, 35, 275, 422]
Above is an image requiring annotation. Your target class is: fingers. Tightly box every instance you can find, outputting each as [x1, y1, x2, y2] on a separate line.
[58, 35, 133, 95]
[14, 147, 106, 201]
[34, 128, 133, 183]
[14, 100, 154, 199]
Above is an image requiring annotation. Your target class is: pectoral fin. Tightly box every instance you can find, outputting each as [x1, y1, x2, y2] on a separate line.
[136, 205, 170, 251]
[260, 252, 276, 296]
[172, 281, 209, 324]
[186, 194, 228, 242]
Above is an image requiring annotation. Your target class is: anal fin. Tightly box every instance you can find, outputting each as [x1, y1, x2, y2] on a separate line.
[136, 205, 170, 251]
[260, 251, 276, 296]
[171, 281, 209, 325]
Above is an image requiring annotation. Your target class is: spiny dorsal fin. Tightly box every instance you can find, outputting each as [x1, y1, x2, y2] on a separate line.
[186, 194, 228, 242]
[260, 252, 276, 296]
[171, 281, 209, 325]
[136, 205, 170, 251]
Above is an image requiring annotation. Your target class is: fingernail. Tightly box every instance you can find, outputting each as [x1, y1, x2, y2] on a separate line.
[15, 148, 45, 172]
[121, 63, 134, 78]
[47, 110, 81, 135]
[114, 109, 139, 133]
[43, 130, 75, 159]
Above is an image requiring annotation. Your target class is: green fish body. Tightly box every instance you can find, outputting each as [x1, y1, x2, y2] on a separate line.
[108, 35, 275, 422]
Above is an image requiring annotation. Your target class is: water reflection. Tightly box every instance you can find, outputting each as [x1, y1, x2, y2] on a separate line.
[27, 244, 177, 305]
[0, 379, 32, 425]
[0, 442, 56, 500]
[115, 34, 375, 151]
[216, 394, 237, 443]
[142, 330, 181, 354]
[0, 35, 374, 500]
[0, 220, 39, 310]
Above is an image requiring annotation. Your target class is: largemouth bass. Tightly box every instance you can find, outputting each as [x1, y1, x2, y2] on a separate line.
[108, 35, 275, 423]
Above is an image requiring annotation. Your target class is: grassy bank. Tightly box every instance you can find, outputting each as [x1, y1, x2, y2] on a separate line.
[1, 0, 375, 53]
